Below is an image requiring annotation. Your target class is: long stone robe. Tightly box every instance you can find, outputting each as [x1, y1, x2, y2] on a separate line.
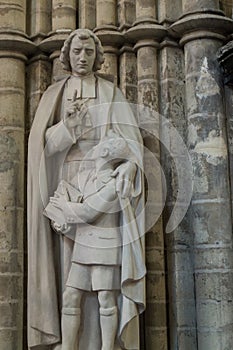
[27, 75, 146, 349]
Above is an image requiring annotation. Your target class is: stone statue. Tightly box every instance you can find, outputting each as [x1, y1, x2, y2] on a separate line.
[27, 29, 146, 350]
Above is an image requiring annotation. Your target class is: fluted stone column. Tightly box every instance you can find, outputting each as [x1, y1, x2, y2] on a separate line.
[127, 2, 168, 349]
[0, 1, 34, 349]
[171, 2, 233, 349]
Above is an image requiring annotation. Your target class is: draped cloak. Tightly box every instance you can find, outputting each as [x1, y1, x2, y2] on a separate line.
[27, 75, 146, 350]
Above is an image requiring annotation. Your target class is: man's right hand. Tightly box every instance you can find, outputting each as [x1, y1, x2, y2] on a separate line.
[63, 98, 89, 129]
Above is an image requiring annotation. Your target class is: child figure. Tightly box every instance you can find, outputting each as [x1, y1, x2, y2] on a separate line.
[48, 130, 132, 350]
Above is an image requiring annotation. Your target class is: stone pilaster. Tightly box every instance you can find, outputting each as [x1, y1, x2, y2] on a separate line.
[126, 3, 168, 348]
[0, 1, 34, 349]
[171, 3, 233, 349]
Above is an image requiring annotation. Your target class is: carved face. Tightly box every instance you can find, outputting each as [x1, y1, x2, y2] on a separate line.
[69, 35, 96, 76]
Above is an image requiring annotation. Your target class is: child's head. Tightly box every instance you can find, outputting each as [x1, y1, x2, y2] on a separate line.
[92, 130, 131, 164]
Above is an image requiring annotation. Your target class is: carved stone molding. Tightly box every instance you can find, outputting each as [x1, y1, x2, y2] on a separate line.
[38, 30, 72, 54]
[94, 26, 124, 47]
[0, 30, 36, 56]
[126, 23, 167, 44]
[170, 13, 233, 44]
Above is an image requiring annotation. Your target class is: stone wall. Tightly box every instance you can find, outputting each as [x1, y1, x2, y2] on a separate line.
[0, 0, 233, 349]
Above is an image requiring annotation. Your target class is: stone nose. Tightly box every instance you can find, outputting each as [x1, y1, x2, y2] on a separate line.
[79, 50, 87, 62]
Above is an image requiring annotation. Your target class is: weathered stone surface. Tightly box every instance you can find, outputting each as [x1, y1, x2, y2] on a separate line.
[96, 0, 116, 26]
[52, 0, 77, 30]
[0, 0, 26, 32]
[79, 0, 96, 29]
[1, 1, 233, 349]
[28, 0, 52, 37]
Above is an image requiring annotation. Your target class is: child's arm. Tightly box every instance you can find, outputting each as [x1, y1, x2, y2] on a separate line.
[49, 179, 118, 224]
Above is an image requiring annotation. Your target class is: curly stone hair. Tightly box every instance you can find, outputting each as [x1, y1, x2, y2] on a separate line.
[60, 29, 105, 72]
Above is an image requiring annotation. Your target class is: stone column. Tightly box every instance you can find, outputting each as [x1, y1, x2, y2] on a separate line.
[158, 1, 197, 349]
[39, 0, 77, 80]
[118, 0, 137, 103]
[0, 1, 34, 349]
[52, 0, 77, 31]
[95, 0, 123, 83]
[220, 0, 233, 17]
[79, 0, 96, 29]
[126, 3, 168, 349]
[27, 0, 52, 128]
[171, 2, 233, 349]
[27, 0, 52, 43]
[119, 45, 137, 103]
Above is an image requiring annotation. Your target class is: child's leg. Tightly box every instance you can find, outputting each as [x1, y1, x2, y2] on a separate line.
[98, 291, 118, 350]
[62, 286, 83, 350]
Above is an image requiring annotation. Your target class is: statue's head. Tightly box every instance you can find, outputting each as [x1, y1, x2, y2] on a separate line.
[93, 130, 131, 163]
[60, 29, 105, 75]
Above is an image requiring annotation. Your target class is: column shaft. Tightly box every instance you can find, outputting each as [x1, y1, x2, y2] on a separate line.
[0, 52, 26, 350]
[185, 38, 233, 350]
[96, 0, 116, 26]
[118, 0, 135, 29]
[118, 1, 137, 101]
[220, 0, 233, 17]
[0, 0, 26, 32]
[225, 86, 233, 220]
[136, 0, 156, 21]
[0, 1, 27, 349]
[52, 0, 77, 31]
[119, 46, 137, 103]
[137, 40, 168, 350]
[160, 41, 197, 349]
[158, 0, 182, 23]
[182, 0, 219, 13]
[79, 0, 96, 29]
[137, 44, 158, 109]
[95, 0, 119, 83]
[28, 0, 52, 38]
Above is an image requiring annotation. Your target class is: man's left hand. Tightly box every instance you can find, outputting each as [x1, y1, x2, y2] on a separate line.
[111, 162, 137, 198]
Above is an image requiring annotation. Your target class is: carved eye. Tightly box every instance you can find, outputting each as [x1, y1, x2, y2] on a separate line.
[86, 49, 94, 56]
[73, 49, 81, 55]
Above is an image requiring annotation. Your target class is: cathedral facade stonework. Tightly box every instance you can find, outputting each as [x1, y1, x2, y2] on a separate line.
[1, 1, 233, 349]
